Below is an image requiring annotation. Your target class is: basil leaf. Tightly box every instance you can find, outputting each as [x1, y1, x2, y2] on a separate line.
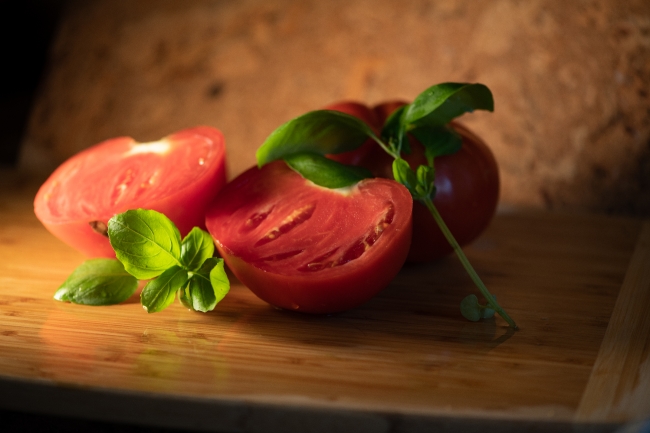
[284, 152, 372, 189]
[182, 257, 230, 312]
[403, 83, 493, 128]
[140, 265, 188, 313]
[415, 165, 436, 199]
[392, 158, 417, 193]
[410, 125, 463, 165]
[180, 227, 215, 271]
[460, 294, 481, 322]
[108, 209, 182, 280]
[256, 110, 378, 166]
[179, 282, 192, 310]
[380, 104, 410, 155]
[54, 259, 137, 306]
[208, 258, 230, 304]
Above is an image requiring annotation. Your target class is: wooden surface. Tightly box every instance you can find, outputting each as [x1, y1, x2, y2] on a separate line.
[1, 170, 649, 433]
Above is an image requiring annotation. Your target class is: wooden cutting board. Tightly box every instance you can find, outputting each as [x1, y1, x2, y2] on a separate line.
[1, 171, 649, 433]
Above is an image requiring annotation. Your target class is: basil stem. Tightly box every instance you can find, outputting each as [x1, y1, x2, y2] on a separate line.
[421, 196, 517, 329]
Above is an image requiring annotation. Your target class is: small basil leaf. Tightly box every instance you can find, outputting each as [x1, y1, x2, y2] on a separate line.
[404, 83, 494, 128]
[380, 105, 410, 155]
[140, 265, 189, 313]
[180, 227, 215, 271]
[184, 257, 230, 312]
[208, 258, 230, 304]
[460, 294, 481, 322]
[256, 110, 378, 166]
[392, 158, 417, 193]
[410, 125, 463, 165]
[54, 259, 137, 306]
[179, 282, 192, 310]
[183, 274, 213, 313]
[415, 165, 436, 199]
[284, 152, 372, 189]
[108, 209, 182, 280]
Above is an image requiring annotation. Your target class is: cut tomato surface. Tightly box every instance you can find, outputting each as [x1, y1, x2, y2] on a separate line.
[205, 161, 412, 314]
[34, 126, 227, 257]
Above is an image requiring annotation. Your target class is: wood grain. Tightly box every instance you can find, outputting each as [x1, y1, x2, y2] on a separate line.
[0, 172, 648, 432]
[576, 222, 650, 422]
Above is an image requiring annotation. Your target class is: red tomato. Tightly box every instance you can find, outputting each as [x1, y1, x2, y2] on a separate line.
[367, 101, 500, 262]
[322, 101, 379, 165]
[34, 126, 227, 258]
[205, 161, 412, 314]
[332, 100, 500, 262]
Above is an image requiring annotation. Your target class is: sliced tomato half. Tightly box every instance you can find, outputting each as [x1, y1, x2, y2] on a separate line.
[34, 126, 227, 257]
[205, 161, 412, 314]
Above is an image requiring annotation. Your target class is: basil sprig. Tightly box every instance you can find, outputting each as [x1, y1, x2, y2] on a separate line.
[55, 209, 230, 313]
[256, 83, 493, 188]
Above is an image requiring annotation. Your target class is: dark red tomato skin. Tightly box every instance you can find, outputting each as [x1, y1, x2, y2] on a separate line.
[322, 101, 379, 166]
[348, 101, 500, 262]
[205, 161, 413, 314]
[34, 126, 227, 258]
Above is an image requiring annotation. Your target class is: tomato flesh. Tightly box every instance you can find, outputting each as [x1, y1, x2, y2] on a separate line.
[205, 161, 412, 314]
[34, 126, 227, 257]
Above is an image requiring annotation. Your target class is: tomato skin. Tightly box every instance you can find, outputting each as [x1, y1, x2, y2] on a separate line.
[205, 161, 412, 314]
[34, 126, 227, 258]
[322, 101, 379, 166]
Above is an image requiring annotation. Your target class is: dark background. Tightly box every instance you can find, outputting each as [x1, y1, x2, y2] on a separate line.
[0, 0, 62, 167]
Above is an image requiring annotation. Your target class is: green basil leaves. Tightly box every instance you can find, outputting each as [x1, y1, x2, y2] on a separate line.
[55, 209, 230, 313]
[255, 82, 494, 190]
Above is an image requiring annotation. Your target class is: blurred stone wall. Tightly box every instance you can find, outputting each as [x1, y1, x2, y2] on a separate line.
[19, 0, 650, 215]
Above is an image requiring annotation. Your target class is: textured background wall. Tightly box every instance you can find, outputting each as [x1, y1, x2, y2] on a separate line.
[19, 0, 650, 215]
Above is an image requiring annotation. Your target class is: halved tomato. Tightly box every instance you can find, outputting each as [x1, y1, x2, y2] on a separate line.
[205, 161, 412, 314]
[34, 126, 227, 258]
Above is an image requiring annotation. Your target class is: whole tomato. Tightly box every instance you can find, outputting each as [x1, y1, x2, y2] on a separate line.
[340, 100, 500, 262]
